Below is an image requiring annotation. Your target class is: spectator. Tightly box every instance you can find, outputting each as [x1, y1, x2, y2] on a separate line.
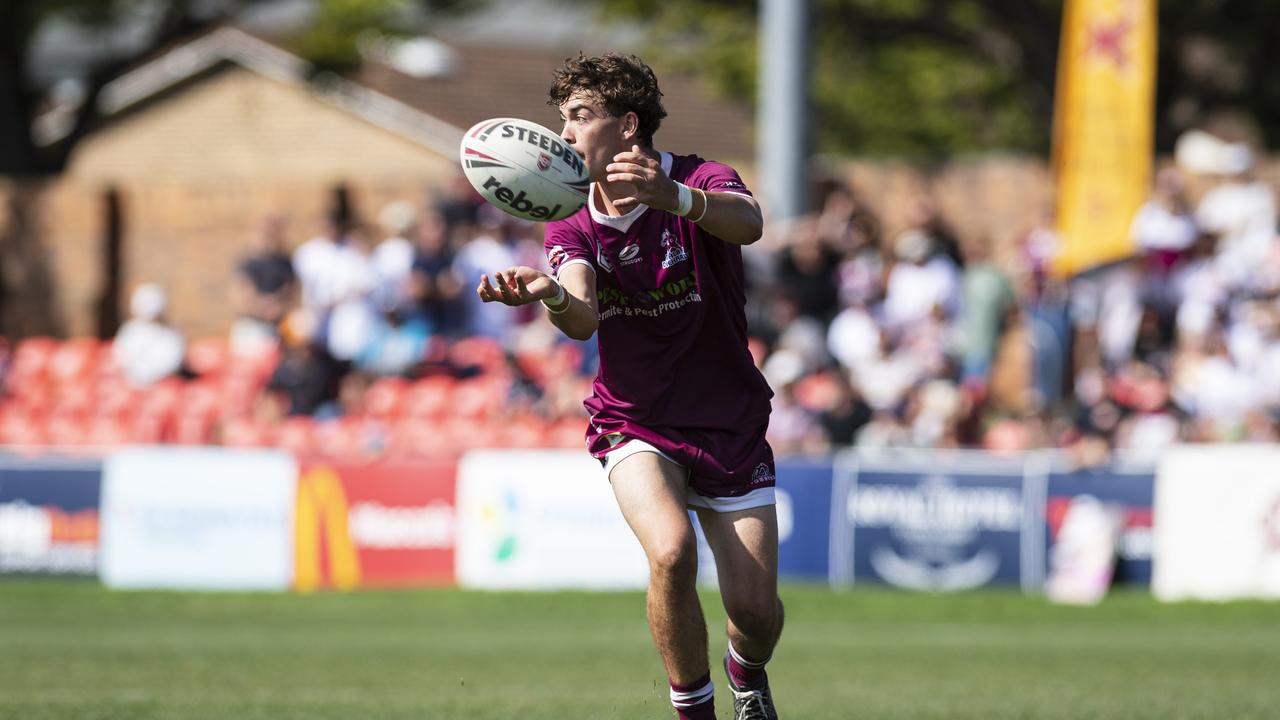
[265, 309, 346, 417]
[815, 370, 873, 447]
[451, 208, 518, 340]
[409, 207, 464, 336]
[775, 219, 840, 322]
[882, 228, 960, 332]
[113, 283, 187, 386]
[1194, 141, 1277, 292]
[229, 212, 295, 356]
[958, 236, 1015, 390]
[433, 168, 483, 231]
[1131, 167, 1198, 278]
[371, 201, 418, 319]
[294, 214, 380, 363]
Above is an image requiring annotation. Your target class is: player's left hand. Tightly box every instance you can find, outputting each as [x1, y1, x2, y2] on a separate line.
[476, 266, 559, 307]
[605, 145, 679, 213]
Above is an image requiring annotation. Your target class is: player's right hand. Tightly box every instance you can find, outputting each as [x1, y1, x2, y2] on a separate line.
[477, 266, 557, 306]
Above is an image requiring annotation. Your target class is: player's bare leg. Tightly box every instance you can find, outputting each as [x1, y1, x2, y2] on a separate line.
[609, 451, 715, 719]
[697, 504, 783, 719]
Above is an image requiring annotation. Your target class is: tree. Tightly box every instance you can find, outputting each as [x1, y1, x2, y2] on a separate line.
[571, 0, 1280, 158]
[0, 0, 481, 337]
[0, 0, 483, 176]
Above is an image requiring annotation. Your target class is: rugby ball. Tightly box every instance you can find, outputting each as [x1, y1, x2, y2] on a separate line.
[459, 117, 589, 222]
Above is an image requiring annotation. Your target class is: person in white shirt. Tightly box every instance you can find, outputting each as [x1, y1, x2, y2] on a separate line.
[113, 283, 186, 386]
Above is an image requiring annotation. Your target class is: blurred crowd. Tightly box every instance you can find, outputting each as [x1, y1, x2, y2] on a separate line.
[749, 130, 1280, 461]
[2, 130, 1278, 461]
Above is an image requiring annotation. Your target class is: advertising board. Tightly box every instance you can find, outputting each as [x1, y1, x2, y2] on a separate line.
[294, 461, 456, 590]
[0, 456, 102, 575]
[100, 448, 296, 590]
[455, 450, 648, 590]
[834, 451, 1033, 591]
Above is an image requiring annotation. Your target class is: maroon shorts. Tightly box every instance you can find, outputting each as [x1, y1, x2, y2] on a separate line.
[590, 420, 776, 511]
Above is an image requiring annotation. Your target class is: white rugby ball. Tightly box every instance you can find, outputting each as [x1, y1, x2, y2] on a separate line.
[459, 117, 589, 222]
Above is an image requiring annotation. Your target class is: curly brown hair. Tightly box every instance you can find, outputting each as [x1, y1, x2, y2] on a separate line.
[548, 53, 668, 147]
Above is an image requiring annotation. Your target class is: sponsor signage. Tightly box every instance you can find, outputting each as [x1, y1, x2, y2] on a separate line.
[1154, 445, 1280, 600]
[1046, 466, 1154, 586]
[834, 452, 1031, 591]
[777, 459, 833, 582]
[100, 448, 296, 590]
[295, 462, 456, 590]
[456, 450, 648, 590]
[0, 457, 102, 576]
[687, 458, 836, 589]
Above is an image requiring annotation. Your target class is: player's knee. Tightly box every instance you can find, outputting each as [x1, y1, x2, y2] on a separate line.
[725, 594, 779, 637]
[647, 536, 698, 582]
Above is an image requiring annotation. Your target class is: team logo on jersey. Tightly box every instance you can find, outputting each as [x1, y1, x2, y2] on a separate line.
[660, 229, 689, 269]
[596, 242, 614, 273]
[547, 244, 567, 273]
[751, 463, 775, 485]
[618, 242, 642, 266]
[537, 152, 552, 171]
[719, 179, 746, 191]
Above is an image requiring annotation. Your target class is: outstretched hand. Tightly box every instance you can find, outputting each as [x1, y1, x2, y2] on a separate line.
[605, 145, 679, 213]
[476, 266, 558, 306]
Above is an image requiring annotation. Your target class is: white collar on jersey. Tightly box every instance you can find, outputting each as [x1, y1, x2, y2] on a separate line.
[588, 150, 673, 233]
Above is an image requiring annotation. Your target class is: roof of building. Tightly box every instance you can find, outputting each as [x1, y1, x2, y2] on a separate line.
[49, 25, 754, 163]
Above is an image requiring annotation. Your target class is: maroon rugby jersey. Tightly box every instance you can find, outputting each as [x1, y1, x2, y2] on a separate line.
[544, 152, 774, 483]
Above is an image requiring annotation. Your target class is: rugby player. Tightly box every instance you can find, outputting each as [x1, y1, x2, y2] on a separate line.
[477, 53, 783, 720]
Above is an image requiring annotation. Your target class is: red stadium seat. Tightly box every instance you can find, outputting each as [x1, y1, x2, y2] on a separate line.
[502, 414, 552, 449]
[390, 418, 462, 459]
[217, 371, 264, 420]
[173, 405, 218, 445]
[47, 338, 101, 387]
[0, 408, 48, 446]
[233, 344, 282, 384]
[7, 336, 57, 387]
[449, 336, 506, 373]
[402, 377, 455, 421]
[50, 383, 94, 421]
[221, 417, 276, 448]
[179, 380, 223, 419]
[86, 415, 136, 447]
[186, 337, 231, 378]
[313, 417, 388, 460]
[548, 417, 587, 449]
[44, 411, 90, 447]
[276, 416, 316, 456]
[137, 379, 183, 421]
[363, 378, 408, 421]
[4, 338, 57, 410]
[452, 376, 510, 420]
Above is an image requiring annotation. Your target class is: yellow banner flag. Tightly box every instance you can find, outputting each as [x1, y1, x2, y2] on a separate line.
[1051, 0, 1157, 276]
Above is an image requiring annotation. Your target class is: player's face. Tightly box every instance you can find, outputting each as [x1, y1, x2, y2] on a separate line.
[558, 94, 630, 183]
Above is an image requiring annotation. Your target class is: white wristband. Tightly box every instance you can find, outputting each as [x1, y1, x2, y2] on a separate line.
[688, 188, 708, 223]
[674, 182, 693, 216]
[541, 280, 569, 314]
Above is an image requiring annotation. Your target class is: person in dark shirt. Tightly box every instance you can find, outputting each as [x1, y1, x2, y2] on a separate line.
[230, 213, 296, 354]
[265, 309, 345, 417]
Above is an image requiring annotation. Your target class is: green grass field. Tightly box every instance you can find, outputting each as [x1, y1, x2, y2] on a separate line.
[3, 580, 1279, 719]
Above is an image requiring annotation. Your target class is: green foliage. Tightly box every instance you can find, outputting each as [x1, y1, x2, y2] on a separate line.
[291, 0, 414, 74]
[569, 0, 1280, 157]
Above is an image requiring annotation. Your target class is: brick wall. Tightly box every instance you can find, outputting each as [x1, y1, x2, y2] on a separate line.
[36, 67, 457, 340]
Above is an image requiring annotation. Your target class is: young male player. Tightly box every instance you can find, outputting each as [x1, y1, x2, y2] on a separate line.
[476, 53, 783, 720]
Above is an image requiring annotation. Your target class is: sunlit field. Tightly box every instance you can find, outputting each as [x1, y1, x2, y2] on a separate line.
[4, 581, 1279, 719]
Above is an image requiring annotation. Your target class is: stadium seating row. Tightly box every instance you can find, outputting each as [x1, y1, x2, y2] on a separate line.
[0, 336, 586, 457]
